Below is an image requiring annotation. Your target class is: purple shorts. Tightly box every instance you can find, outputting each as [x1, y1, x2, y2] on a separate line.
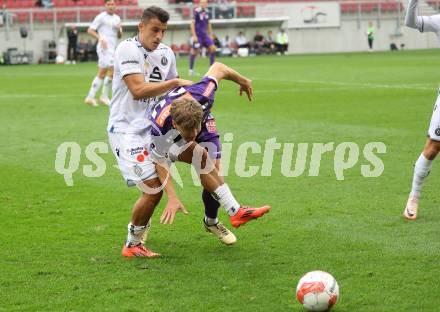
[196, 117, 221, 159]
[193, 33, 215, 49]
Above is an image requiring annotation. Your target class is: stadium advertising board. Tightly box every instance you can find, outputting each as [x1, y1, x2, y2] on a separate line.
[256, 2, 341, 28]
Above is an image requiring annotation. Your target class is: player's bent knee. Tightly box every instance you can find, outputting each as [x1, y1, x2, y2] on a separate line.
[425, 139, 440, 159]
[138, 178, 163, 200]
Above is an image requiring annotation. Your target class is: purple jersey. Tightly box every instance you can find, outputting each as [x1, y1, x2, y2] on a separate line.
[194, 7, 210, 36]
[149, 76, 221, 161]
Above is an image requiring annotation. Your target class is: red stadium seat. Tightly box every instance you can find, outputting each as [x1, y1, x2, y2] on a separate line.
[171, 43, 180, 54]
[180, 43, 190, 54]
[34, 11, 46, 23]
[17, 12, 29, 23]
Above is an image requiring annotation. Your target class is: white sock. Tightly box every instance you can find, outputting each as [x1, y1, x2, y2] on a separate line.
[126, 222, 150, 247]
[212, 184, 240, 216]
[87, 76, 103, 99]
[410, 154, 433, 199]
[101, 76, 112, 99]
[204, 216, 218, 226]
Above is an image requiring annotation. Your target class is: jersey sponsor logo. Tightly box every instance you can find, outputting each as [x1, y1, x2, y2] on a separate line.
[121, 60, 139, 65]
[161, 56, 168, 66]
[202, 81, 215, 97]
[127, 146, 144, 156]
[156, 105, 171, 127]
[206, 119, 217, 133]
[149, 66, 163, 81]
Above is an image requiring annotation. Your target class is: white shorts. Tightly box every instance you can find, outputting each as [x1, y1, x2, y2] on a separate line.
[97, 48, 115, 69]
[428, 90, 440, 141]
[108, 131, 158, 187]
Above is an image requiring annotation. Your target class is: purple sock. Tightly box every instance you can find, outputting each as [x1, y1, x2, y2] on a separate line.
[209, 52, 215, 65]
[189, 54, 195, 70]
[202, 189, 220, 219]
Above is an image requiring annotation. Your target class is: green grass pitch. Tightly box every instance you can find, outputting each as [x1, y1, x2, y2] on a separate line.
[1, 50, 440, 311]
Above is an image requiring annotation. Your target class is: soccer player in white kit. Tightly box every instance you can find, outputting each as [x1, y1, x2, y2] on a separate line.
[85, 0, 122, 107]
[108, 7, 193, 257]
[404, 0, 440, 220]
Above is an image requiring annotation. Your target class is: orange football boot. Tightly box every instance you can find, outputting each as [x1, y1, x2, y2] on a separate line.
[122, 243, 161, 258]
[229, 206, 271, 228]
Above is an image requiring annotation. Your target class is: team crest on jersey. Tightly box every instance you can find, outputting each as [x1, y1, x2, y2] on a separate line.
[133, 164, 143, 177]
[206, 119, 217, 133]
[161, 56, 168, 66]
[435, 128, 440, 136]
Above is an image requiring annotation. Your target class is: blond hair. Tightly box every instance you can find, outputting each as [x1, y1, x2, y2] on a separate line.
[170, 97, 204, 131]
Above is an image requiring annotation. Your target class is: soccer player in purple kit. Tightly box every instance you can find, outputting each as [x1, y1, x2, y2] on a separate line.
[146, 62, 271, 246]
[189, 0, 216, 76]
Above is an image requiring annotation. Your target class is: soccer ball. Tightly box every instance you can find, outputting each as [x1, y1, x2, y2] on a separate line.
[296, 271, 339, 311]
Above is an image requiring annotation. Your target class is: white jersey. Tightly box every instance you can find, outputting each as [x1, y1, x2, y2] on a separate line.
[90, 11, 121, 51]
[405, 0, 440, 44]
[108, 37, 178, 134]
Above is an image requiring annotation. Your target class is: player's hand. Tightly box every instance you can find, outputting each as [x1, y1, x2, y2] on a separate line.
[176, 78, 193, 87]
[160, 197, 188, 224]
[99, 38, 108, 50]
[239, 78, 253, 101]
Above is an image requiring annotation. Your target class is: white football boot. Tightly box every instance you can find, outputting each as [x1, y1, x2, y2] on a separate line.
[204, 220, 237, 245]
[99, 97, 111, 106]
[403, 196, 419, 220]
[84, 97, 98, 107]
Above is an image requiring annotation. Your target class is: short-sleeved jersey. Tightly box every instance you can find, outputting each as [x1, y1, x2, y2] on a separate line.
[406, 0, 440, 44]
[194, 7, 210, 36]
[148, 76, 219, 161]
[90, 11, 121, 51]
[419, 15, 440, 38]
[108, 37, 178, 134]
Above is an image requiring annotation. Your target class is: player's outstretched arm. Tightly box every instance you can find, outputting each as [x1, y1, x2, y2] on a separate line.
[123, 74, 193, 100]
[405, 0, 423, 30]
[154, 161, 188, 224]
[405, 0, 440, 34]
[205, 62, 253, 101]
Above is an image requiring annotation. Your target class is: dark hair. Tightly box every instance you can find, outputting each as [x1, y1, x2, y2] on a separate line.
[141, 6, 169, 24]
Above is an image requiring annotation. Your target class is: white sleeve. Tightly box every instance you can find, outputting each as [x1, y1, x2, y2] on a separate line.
[421, 15, 440, 33]
[166, 51, 178, 80]
[90, 13, 101, 31]
[115, 41, 142, 77]
[404, 0, 440, 34]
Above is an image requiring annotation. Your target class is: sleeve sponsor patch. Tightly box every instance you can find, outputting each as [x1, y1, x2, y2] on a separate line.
[206, 119, 217, 133]
[202, 81, 216, 97]
[155, 105, 171, 127]
[121, 60, 139, 65]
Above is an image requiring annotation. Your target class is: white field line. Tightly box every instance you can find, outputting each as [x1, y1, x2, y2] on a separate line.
[254, 78, 437, 90]
[0, 81, 435, 100]
[0, 94, 80, 99]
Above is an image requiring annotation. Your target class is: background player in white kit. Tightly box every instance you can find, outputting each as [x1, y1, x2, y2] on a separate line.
[107, 6, 192, 257]
[403, 0, 440, 220]
[85, 0, 122, 107]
